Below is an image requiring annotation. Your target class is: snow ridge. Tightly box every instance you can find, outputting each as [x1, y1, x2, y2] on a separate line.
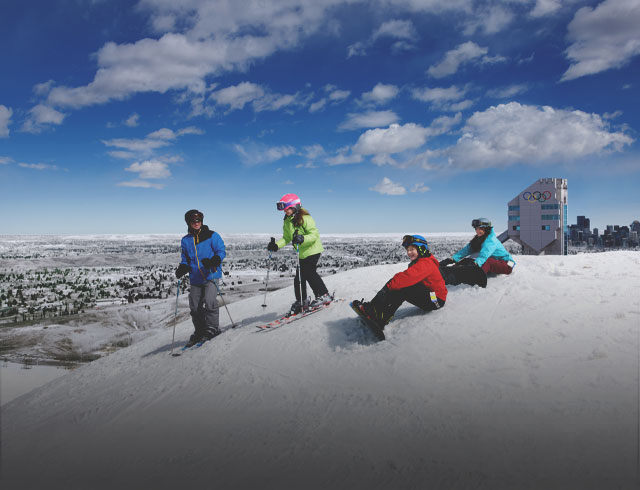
[2, 253, 640, 490]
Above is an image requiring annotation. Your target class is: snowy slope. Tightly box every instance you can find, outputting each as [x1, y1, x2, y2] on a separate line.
[2, 253, 640, 490]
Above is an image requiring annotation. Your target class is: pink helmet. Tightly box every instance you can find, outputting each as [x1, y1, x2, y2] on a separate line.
[276, 193, 301, 212]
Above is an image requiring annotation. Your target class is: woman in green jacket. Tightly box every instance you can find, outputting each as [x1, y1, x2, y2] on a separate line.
[267, 193, 331, 315]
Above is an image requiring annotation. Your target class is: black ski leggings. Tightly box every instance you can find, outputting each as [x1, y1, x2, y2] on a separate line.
[294, 253, 329, 301]
[372, 282, 445, 319]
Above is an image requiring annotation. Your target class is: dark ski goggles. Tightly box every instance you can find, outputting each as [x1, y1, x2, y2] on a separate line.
[472, 219, 491, 228]
[276, 201, 288, 211]
[402, 235, 428, 248]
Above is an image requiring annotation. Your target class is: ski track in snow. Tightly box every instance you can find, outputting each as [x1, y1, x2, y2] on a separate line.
[2, 253, 640, 489]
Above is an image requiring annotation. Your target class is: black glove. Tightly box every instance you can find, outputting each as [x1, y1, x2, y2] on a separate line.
[267, 237, 278, 252]
[176, 263, 189, 278]
[458, 257, 477, 267]
[292, 231, 304, 245]
[201, 255, 221, 269]
[439, 258, 455, 267]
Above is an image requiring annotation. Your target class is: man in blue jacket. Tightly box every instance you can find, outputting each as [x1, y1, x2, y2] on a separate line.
[176, 209, 226, 346]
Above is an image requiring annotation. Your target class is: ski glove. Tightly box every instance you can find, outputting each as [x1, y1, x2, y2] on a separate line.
[292, 231, 304, 245]
[439, 258, 455, 267]
[201, 255, 221, 269]
[267, 237, 278, 252]
[176, 263, 189, 278]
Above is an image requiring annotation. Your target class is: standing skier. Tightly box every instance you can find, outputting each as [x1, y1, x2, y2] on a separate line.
[439, 218, 515, 276]
[352, 235, 447, 332]
[175, 209, 226, 347]
[267, 193, 331, 315]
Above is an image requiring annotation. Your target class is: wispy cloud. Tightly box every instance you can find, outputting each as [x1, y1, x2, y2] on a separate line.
[0, 105, 11, 138]
[428, 42, 506, 78]
[18, 162, 59, 171]
[116, 180, 165, 189]
[0, 156, 13, 165]
[338, 110, 400, 131]
[233, 142, 297, 166]
[348, 19, 418, 58]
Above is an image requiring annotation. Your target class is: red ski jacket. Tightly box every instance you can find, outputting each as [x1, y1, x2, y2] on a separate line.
[387, 255, 447, 301]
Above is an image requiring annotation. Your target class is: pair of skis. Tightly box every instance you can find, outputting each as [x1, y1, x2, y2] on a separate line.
[255, 298, 344, 332]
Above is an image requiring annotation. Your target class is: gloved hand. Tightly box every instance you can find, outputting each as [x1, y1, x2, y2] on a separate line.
[292, 231, 304, 245]
[439, 258, 455, 267]
[176, 263, 189, 278]
[458, 257, 477, 267]
[267, 237, 278, 252]
[201, 255, 221, 269]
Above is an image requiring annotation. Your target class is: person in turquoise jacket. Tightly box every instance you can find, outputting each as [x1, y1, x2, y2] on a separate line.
[267, 193, 331, 315]
[175, 209, 226, 346]
[440, 218, 515, 275]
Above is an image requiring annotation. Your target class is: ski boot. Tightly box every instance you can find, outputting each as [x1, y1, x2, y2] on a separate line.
[309, 293, 332, 309]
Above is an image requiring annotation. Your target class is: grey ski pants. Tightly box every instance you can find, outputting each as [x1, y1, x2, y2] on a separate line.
[188, 279, 220, 340]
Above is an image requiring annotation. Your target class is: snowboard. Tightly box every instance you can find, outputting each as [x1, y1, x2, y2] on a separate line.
[349, 300, 385, 341]
[439, 264, 487, 288]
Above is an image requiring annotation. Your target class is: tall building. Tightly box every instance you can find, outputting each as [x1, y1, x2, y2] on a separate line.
[507, 178, 568, 255]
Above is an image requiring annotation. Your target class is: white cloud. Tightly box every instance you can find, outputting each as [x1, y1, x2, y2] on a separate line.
[309, 99, 328, 113]
[562, 0, 640, 81]
[326, 148, 363, 166]
[125, 113, 140, 127]
[117, 180, 165, 189]
[370, 177, 406, 195]
[411, 182, 430, 193]
[353, 123, 430, 155]
[210, 82, 306, 113]
[328, 89, 350, 101]
[339, 110, 400, 131]
[33, 80, 55, 97]
[0, 156, 13, 165]
[372, 19, 417, 41]
[103, 126, 202, 155]
[428, 41, 505, 78]
[412, 85, 467, 104]
[530, 0, 562, 17]
[22, 105, 66, 134]
[125, 159, 171, 179]
[361, 83, 399, 105]
[0, 105, 12, 138]
[447, 102, 634, 169]
[18, 163, 59, 171]
[233, 143, 297, 166]
[463, 4, 514, 35]
[487, 84, 530, 99]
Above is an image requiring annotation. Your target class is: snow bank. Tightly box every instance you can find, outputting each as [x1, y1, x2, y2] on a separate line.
[2, 253, 639, 490]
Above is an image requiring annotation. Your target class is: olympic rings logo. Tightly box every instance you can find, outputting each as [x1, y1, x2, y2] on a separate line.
[523, 191, 552, 202]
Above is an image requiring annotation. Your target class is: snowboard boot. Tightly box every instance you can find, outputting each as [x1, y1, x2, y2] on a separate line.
[356, 300, 388, 329]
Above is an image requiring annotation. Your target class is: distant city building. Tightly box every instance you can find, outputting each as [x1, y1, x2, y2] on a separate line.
[506, 178, 568, 255]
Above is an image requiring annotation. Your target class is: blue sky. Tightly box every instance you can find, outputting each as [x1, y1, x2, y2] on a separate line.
[1, 0, 639, 235]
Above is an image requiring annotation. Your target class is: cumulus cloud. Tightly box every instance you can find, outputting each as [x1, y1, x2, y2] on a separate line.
[0, 105, 12, 138]
[125, 113, 140, 127]
[354, 123, 430, 155]
[21, 104, 66, 133]
[233, 143, 297, 166]
[447, 102, 634, 169]
[339, 110, 400, 131]
[124, 159, 171, 179]
[562, 0, 640, 81]
[428, 41, 505, 78]
[361, 83, 400, 105]
[370, 177, 406, 195]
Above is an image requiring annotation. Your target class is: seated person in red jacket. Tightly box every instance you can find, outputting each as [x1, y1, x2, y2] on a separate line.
[352, 235, 447, 329]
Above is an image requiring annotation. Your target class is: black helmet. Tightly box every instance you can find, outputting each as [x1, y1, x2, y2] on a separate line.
[185, 209, 204, 224]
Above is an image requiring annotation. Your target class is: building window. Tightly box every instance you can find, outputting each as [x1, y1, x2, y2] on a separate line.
[541, 225, 550, 231]
[509, 205, 520, 211]
[541, 204, 559, 210]
[508, 215, 520, 221]
[541, 214, 560, 220]
[512, 225, 520, 231]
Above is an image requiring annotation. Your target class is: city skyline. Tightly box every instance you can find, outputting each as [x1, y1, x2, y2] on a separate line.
[1, 0, 639, 235]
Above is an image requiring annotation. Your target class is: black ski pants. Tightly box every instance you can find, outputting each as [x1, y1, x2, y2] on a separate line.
[371, 282, 445, 322]
[294, 253, 329, 302]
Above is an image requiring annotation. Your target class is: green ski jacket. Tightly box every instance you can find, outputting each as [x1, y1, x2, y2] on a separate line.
[276, 214, 324, 259]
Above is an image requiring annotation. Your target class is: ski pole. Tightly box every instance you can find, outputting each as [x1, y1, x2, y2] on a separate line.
[212, 277, 237, 328]
[169, 279, 180, 355]
[261, 252, 273, 308]
[293, 242, 305, 312]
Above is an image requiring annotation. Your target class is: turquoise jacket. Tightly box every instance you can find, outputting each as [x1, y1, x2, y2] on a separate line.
[276, 214, 324, 259]
[453, 229, 515, 267]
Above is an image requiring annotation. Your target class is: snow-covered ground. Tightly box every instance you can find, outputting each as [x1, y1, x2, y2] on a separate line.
[2, 252, 639, 490]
